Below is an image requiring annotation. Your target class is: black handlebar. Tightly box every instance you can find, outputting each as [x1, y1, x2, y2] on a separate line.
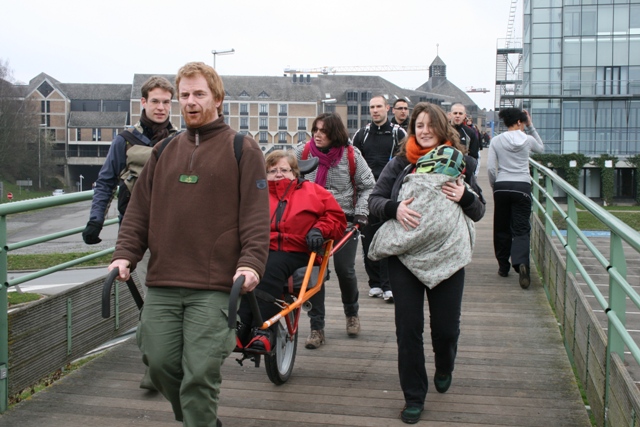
[227, 275, 263, 329]
[101, 267, 144, 319]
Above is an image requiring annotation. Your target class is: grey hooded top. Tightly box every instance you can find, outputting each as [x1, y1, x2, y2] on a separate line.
[487, 126, 544, 188]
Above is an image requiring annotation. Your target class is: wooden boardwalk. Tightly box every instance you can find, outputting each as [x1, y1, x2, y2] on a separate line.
[0, 161, 590, 426]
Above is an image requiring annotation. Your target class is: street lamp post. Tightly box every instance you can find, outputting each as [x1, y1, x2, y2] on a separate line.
[37, 123, 46, 190]
[211, 48, 235, 69]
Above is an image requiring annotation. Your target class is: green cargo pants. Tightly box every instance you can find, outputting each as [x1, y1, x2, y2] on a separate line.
[137, 286, 235, 427]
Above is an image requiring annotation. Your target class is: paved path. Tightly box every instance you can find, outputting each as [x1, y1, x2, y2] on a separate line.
[0, 161, 591, 426]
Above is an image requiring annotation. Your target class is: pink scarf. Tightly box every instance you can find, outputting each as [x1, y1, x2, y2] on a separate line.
[308, 138, 345, 188]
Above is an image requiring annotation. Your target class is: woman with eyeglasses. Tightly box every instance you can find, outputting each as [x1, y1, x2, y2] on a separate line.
[294, 113, 376, 349]
[236, 150, 346, 352]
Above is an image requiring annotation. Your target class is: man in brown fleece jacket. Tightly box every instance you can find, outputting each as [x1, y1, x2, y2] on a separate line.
[109, 62, 269, 427]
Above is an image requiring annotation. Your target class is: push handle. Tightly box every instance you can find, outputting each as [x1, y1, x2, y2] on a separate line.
[101, 267, 144, 319]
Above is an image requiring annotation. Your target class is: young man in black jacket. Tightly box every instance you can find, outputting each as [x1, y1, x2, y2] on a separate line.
[449, 103, 480, 175]
[353, 95, 407, 302]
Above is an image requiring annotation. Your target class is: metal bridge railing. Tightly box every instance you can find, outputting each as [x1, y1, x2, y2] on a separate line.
[530, 158, 640, 426]
[0, 191, 118, 413]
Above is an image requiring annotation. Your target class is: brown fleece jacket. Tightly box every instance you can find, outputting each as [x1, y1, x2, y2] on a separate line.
[113, 117, 270, 292]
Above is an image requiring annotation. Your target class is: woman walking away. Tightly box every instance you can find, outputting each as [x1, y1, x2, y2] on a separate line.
[487, 107, 544, 289]
[368, 102, 485, 424]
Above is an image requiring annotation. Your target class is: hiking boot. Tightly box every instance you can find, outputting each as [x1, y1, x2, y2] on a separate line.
[383, 290, 394, 302]
[498, 269, 509, 277]
[434, 371, 452, 393]
[346, 315, 360, 337]
[368, 287, 383, 298]
[519, 265, 530, 289]
[400, 405, 423, 424]
[216, 419, 222, 427]
[305, 329, 325, 349]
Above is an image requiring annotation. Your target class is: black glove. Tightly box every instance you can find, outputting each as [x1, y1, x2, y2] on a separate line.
[354, 214, 369, 228]
[306, 228, 324, 253]
[82, 220, 103, 245]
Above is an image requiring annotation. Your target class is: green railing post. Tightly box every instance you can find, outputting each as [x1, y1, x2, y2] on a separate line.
[544, 174, 554, 236]
[566, 196, 578, 276]
[0, 214, 8, 413]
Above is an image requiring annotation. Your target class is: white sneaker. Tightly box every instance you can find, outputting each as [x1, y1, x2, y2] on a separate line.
[383, 290, 394, 302]
[368, 287, 383, 298]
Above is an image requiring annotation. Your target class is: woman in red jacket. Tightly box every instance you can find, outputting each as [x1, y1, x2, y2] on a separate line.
[237, 150, 346, 351]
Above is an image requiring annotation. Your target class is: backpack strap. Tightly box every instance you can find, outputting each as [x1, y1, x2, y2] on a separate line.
[347, 145, 357, 208]
[361, 123, 371, 145]
[233, 132, 244, 164]
[301, 141, 312, 160]
[120, 130, 146, 148]
[154, 131, 181, 159]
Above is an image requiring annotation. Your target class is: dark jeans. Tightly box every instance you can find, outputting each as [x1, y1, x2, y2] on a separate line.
[238, 251, 309, 327]
[308, 232, 360, 330]
[389, 256, 464, 408]
[361, 217, 390, 292]
[492, 181, 532, 274]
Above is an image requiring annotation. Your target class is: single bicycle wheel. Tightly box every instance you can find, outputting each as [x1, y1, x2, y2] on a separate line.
[264, 314, 298, 385]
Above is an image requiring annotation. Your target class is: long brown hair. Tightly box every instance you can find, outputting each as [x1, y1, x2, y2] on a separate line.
[397, 102, 464, 157]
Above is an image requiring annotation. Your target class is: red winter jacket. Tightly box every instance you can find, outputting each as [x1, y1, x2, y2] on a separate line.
[269, 178, 346, 253]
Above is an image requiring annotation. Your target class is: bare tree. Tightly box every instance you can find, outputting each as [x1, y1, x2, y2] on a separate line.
[0, 59, 39, 183]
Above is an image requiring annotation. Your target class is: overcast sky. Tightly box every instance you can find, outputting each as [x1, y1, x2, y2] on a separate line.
[2, 0, 519, 111]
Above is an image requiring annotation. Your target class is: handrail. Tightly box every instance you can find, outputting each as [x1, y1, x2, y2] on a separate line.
[529, 157, 640, 426]
[0, 189, 117, 413]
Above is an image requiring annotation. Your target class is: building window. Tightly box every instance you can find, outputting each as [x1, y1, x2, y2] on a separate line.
[347, 105, 358, 115]
[602, 66, 622, 95]
[347, 91, 358, 101]
[260, 117, 268, 129]
[278, 131, 287, 143]
[259, 131, 268, 143]
[361, 119, 369, 128]
[279, 118, 287, 129]
[258, 91, 270, 98]
[112, 129, 118, 139]
[92, 128, 101, 141]
[240, 117, 249, 129]
[240, 103, 249, 115]
[223, 103, 230, 115]
[298, 118, 306, 130]
[259, 103, 268, 115]
[279, 104, 288, 115]
[76, 128, 81, 141]
[224, 116, 230, 125]
[297, 131, 307, 142]
[361, 105, 369, 115]
[239, 90, 250, 98]
[347, 119, 358, 129]
[360, 91, 371, 102]
[325, 104, 336, 113]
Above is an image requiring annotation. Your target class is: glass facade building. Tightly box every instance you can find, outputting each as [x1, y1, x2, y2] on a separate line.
[523, 0, 640, 157]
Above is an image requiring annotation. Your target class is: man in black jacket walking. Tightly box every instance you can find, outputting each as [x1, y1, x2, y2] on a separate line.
[353, 95, 407, 302]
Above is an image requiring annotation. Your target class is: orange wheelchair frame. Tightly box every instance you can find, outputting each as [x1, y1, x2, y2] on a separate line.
[227, 225, 359, 385]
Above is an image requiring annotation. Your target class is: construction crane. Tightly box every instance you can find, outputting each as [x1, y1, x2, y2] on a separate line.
[505, 0, 519, 46]
[283, 65, 429, 75]
[466, 87, 490, 93]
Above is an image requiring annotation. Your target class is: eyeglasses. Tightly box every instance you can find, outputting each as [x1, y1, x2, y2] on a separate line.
[267, 168, 293, 175]
[394, 107, 409, 111]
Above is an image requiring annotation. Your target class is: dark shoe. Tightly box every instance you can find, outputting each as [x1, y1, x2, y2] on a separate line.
[400, 406, 423, 424]
[235, 322, 251, 349]
[434, 371, 452, 393]
[216, 418, 222, 427]
[498, 269, 509, 277]
[246, 329, 273, 352]
[519, 265, 530, 289]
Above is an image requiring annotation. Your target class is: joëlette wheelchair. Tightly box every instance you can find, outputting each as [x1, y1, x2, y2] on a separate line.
[101, 157, 360, 385]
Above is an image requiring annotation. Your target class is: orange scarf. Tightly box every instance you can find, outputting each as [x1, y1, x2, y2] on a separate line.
[405, 136, 452, 164]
